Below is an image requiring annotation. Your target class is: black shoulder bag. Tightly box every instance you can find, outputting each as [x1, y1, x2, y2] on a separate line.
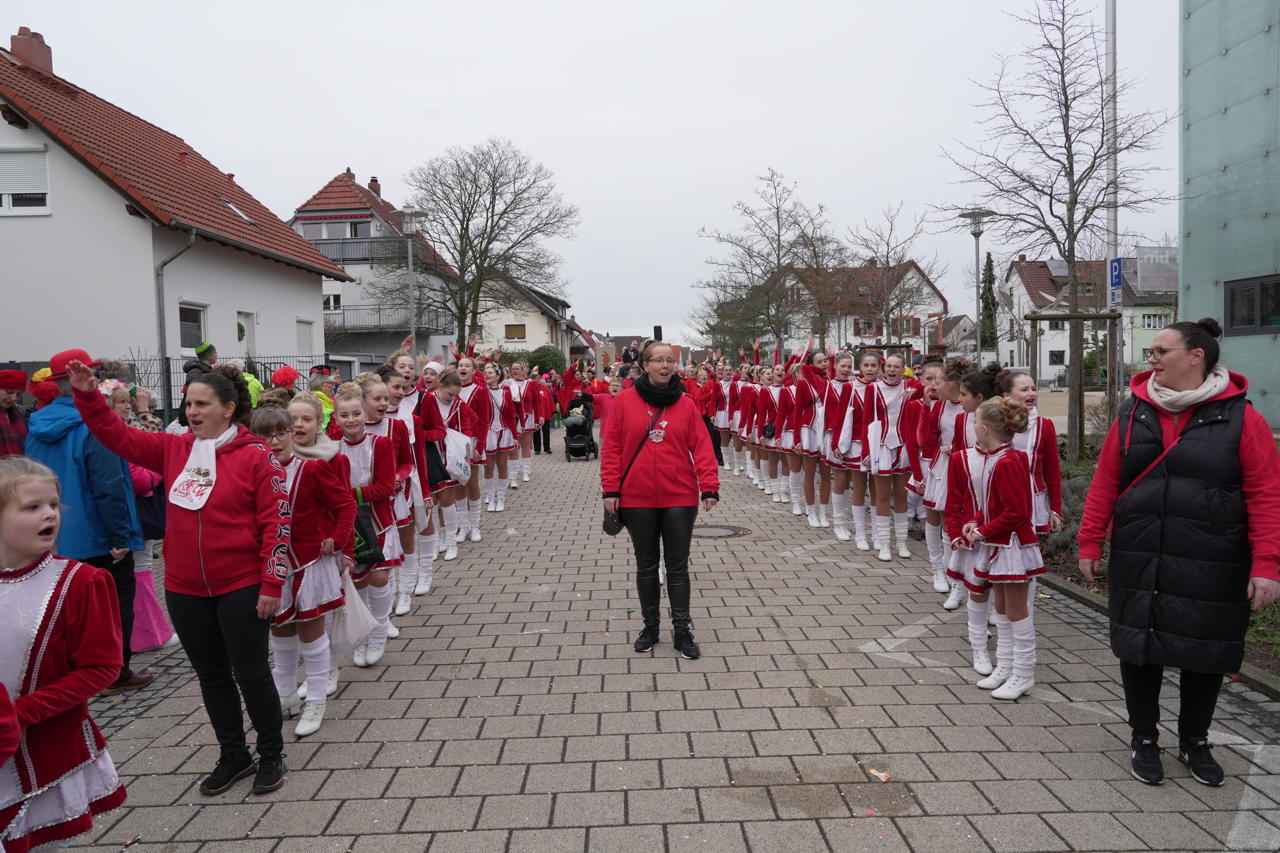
[603, 407, 664, 536]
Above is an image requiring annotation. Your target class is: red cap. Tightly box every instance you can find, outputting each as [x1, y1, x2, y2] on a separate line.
[0, 370, 27, 391]
[48, 349, 100, 381]
[272, 365, 300, 388]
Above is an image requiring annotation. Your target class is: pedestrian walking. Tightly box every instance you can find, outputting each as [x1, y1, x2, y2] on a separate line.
[0, 456, 127, 851]
[67, 359, 291, 796]
[1078, 318, 1280, 787]
[601, 340, 719, 661]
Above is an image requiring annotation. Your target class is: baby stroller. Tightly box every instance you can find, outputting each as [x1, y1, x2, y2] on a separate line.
[563, 393, 598, 460]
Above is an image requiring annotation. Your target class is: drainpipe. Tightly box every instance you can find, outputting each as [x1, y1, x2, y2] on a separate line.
[155, 227, 197, 418]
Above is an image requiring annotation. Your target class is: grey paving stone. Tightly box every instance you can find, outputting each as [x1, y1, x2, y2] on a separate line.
[508, 827, 585, 853]
[526, 762, 594, 793]
[697, 785, 774, 821]
[1187, 809, 1280, 850]
[425, 829, 507, 853]
[1115, 811, 1220, 851]
[971, 814, 1069, 852]
[666, 820, 751, 853]
[551, 791, 625, 827]
[400, 796, 482, 832]
[255, 800, 341, 837]
[1042, 812, 1146, 851]
[912, 781, 992, 816]
[626, 787, 701, 823]
[819, 817, 912, 852]
[663, 757, 731, 787]
[895, 816, 993, 853]
[769, 783, 850, 819]
[324, 798, 410, 835]
[455, 763, 527, 795]
[742, 819, 831, 852]
[588, 823, 666, 851]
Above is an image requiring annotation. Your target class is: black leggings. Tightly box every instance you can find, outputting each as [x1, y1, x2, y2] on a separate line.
[702, 416, 724, 465]
[622, 506, 698, 631]
[533, 420, 553, 453]
[1120, 661, 1224, 742]
[166, 583, 283, 761]
[86, 552, 136, 681]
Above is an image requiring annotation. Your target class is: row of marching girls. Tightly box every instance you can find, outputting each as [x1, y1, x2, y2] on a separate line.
[711, 343, 928, 563]
[917, 360, 1063, 701]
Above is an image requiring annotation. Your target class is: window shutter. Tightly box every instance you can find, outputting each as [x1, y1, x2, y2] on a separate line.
[0, 150, 48, 193]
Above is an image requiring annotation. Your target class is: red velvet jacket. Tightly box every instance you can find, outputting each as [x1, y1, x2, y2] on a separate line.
[917, 399, 965, 464]
[74, 387, 291, 597]
[487, 384, 519, 434]
[1078, 370, 1280, 580]
[736, 383, 758, 434]
[755, 385, 786, 438]
[459, 381, 493, 441]
[945, 446, 1038, 547]
[1015, 412, 1062, 516]
[0, 557, 126, 818]
[367, 416, 413, 484]
[0, 685, 16, 770]
[287, 457, 357, 564]
[858, 379, 923, 478]
[340, 433, 399, 531]
[601, 388, 719, 508]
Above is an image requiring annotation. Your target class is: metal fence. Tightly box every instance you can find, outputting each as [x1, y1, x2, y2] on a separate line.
[2, 353, 335, 419]
[324, 303, 453, 335]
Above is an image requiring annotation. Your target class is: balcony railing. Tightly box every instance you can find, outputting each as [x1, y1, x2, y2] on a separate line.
[324, 304, 453, 335]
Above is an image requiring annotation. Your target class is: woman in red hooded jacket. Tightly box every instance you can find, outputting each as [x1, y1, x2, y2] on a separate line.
[602, 341, 719, 662]
[70, 361, 290, 797]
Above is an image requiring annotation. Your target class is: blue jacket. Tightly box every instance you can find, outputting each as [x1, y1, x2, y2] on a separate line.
[25, 395, 143, 559]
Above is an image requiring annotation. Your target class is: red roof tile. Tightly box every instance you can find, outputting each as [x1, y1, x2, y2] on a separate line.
[790, 262, 948, 316]
[0, 44, 350, 280]
[1006, 259, 1108, 310]
[294, 169, 452, 270]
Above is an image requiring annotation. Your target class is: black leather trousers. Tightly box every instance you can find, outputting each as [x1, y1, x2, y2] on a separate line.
[622, 506, 698, 631]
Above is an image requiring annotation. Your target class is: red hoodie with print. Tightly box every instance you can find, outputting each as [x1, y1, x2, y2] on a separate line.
[600, 388, 719, 508]
[74, 387, 291, 597]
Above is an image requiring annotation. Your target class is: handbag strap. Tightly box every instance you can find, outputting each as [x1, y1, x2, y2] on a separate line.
[617, 407, 665, 495]
[1117, 436, 1180, 501]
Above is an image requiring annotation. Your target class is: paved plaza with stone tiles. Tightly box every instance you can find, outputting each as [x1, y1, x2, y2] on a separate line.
[77, 431, 1280, 852]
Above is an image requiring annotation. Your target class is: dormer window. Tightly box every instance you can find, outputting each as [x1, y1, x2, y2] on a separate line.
[0, 146, 50, 215]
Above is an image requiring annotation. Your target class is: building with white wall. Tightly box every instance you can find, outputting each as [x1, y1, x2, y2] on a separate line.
[0, 27, 349, 405]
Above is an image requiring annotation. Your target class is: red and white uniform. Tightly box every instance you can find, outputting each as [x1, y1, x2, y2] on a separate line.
[791, 365, 829, 457]
[485, 384, 519, 453]
[951, 411, 979, 452]
[736, 381, 758, 444]
[755, 385, 786, 450]
[458, 381, 491, 465]
[820, 376, 853, 468]
[917, 399, 965, 510]
[505, 377, 537, 432]
[0, 555, 126, 852]
[945, 445, 1044, 592]
[836, 378, 874, 470]
[726, 378, 742, 432]
[860, 378, 923, 477]
[339, 432, 404, 577]
[421, 391, 479, 491]
[365, 416, 414, 527]
[711, 379, 732, 430]
[1010, 407, 1062, 533]
[275, 454, 356, 624]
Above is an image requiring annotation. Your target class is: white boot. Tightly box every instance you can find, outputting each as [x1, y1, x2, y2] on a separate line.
[926, 523, 947, 592]
[832, 492, 850, 542]
[270, 634, 299, 703]
[806, 505, 820, 527]
[788, 471, 803, 510]
[394, 592, 411, 616]
[977, 614, 1014, 689]
[771, 479, 784, 502]
[967, 598, 994, 676]
[469, 499, 482, 542]
[852, 504, 869, 550]
[817, 503, 830, 528]
[992, 616, 1036, 700]
[444, 541, 458, 561]
[496, 478, 508, 512]
[894, 511, 911, 558]
[296, 700, 326, 737]
[763, 474, 773, 494]
[295, 636, 330, 735]
[942, 580, 966, 611]
[521, 457, 531, 482]
[414, 534, 435, 595]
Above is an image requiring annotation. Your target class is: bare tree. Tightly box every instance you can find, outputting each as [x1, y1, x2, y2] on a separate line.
[697, 169, 809, 349]
[386, 138, 579, 350]
[848, 202, 947, 347]
[789, 201, 851, 350]
[939, 0, 1171, 461]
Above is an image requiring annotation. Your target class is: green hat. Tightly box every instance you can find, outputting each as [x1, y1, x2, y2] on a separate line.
[195, 341, 216, 358]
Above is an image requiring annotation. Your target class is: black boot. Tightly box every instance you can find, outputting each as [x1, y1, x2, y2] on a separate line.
[200, 752, 256, 796]
[251, 753, 286, 794]
[634, 562, 661, 652]
[634, 625, 660, 652]
[673, 628, 701, 660]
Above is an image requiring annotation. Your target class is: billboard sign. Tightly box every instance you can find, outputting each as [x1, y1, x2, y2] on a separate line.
[1135, 246, 1178, 292]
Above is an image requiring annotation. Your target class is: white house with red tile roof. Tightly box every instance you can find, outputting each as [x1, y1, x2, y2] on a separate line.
[0, 28, 350, 399]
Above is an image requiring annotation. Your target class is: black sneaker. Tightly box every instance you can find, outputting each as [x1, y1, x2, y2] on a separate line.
[633, 626, 659, 653]
[1178, 738, 1225, 787]
[673, 629, 701, 661]
[199, 754, 256, 796]
[251, 754, 286, 795]
[1130, 737, 1164, 785]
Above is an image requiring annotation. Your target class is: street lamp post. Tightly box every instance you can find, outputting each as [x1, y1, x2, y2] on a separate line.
[958, 209, 994, 361]
[401, 207, 426, 353]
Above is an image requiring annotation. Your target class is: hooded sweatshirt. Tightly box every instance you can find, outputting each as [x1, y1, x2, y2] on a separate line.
[73, 386, 291, 597]
[24, 395, 143, 559]
[1078, 369, 1280, 581]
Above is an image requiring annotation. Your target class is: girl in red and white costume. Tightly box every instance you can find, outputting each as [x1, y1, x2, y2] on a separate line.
[940, 363, 1000, 610]
[997, 370, 1063, 536]
[333, 384, 402, 667]
[711, 362, 735, 469]
[736, 366, 761, 487]
[379, 368, 435, 605]
[418, 369, 479, 562]
[504, 361, 538, 488]
[794, 349, 833, 528]
[915, 357, 972, 596]
[482, 362, 518, 512]
[861, 353, 923, 560]
[455, 357, 491, 545]
[356, 375, 416, 618]
[755, 363, 789, 501]
[252, 407, 355, 738]
[836, 352, 880, 548]
[823, 352, 856, 541]
[780, 362, 808, 516]
[945, 398, 1044, 700]
[0, 457, 126, 853]
[723, 361, 747, 475]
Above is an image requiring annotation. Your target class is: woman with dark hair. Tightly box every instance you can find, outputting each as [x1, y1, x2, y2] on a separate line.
[601, 341, 720, 660]
[66, 360, 291, 796]
[1079, 318, 1280, 787]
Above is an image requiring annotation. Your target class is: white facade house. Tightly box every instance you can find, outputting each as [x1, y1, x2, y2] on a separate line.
[0, 28, 349, 405]
[475, 280, 574, 356]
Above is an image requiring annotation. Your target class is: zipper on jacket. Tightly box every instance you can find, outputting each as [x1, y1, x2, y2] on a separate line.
[197, 509, 213, 596]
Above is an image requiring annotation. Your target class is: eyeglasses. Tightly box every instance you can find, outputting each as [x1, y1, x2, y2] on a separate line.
[1149, 346, 1192, 359]
[260, 430, 292, 440]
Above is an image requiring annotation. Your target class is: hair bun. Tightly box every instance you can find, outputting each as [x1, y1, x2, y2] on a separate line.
[982, 362, 1001, 376]
[999, 396, 1030, 434]
[1196, 317, 1223, 339]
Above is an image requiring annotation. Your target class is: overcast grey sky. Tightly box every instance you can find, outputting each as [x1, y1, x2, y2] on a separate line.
[6, 0, 1178, 342]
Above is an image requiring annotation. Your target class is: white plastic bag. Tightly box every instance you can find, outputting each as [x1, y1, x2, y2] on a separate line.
[330, 572, 376, 658]
[443, 428, 472, 482]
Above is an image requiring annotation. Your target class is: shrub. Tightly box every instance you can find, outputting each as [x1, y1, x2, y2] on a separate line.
[526, 345, 567, 376]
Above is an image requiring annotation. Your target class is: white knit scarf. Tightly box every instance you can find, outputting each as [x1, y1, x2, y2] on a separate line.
[169, 426, 238, 510]
[1146, 364, 1231, 414]
[293, 434, 339, 461]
